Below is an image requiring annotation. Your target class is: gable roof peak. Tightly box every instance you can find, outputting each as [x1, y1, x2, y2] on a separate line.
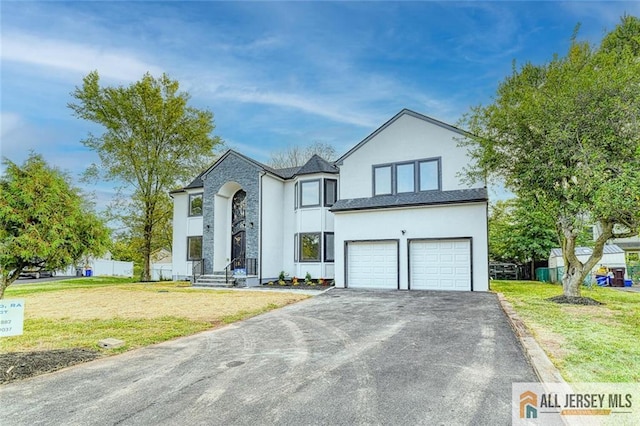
[336, 108, 470, 164]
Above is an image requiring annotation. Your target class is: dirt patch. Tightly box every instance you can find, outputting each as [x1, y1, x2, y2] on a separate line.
[1, 348, 100, 384]
[546, 295, 604, 305]
[528, 325, 569, 362]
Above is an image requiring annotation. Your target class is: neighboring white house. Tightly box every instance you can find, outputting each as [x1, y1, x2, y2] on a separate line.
[171, 109, 489, 291]
[548, 245, 627, 283]
[151, 248, 173, 281]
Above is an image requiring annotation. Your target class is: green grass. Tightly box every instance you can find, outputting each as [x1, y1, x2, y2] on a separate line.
[6, 276, 138, 297]
[493, 280, 640, 382]
[2, 278, 308, 355]
[2, 316, 212, 354]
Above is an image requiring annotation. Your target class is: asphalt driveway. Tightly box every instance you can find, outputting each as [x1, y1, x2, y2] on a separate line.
[0, 289, 536, 425]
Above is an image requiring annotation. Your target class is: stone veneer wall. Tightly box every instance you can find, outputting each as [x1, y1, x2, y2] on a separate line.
[201, 154, 261, 275]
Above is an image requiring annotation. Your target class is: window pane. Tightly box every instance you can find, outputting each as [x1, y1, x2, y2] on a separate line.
[374, 166, 392, 195]
[189, 194, 203, 216]
[300, 233, 320, 261]
[187, 236, 202, 260]
[324, 233, 335, 262]
[294, 234, 298, 262]
[294, 182, 298, 209]
[396, 163, 415, 193]
[301, 181, 320, 206]
[324, 179, 337, 206]
[419, 161, 439, 191]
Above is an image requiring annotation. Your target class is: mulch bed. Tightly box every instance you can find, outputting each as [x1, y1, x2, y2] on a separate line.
[546, 295, 604, 305]
[262, 282, 334, 289]
[1, 348, 101, 384]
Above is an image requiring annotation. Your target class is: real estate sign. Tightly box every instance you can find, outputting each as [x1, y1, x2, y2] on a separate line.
[0, 299, 25, 337]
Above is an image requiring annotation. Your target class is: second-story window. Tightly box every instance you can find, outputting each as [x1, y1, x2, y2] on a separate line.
[373, 158, 441, 196]
[189, 193, 203, 216]
[419, 160, 439, 191]
[324, 179, 337, 206]
[373, 165, 392, 196]
[396, 163, 415, 193]
[300, 180, 320, 207]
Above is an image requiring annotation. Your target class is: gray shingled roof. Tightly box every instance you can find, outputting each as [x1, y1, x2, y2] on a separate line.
[549, 245, 625, 258]
[172, 150, 338, 194]
[296, 154, 339, 176]
[330, 188, 488, 212]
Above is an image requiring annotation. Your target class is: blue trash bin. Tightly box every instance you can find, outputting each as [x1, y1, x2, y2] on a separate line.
[85, 269, 92, 277]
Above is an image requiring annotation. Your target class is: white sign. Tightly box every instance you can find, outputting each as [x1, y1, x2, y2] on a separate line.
[0, 299, 25, 337]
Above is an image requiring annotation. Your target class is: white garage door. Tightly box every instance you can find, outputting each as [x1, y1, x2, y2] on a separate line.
[347, 241, 398, 289]
[410, 239, 471, 291]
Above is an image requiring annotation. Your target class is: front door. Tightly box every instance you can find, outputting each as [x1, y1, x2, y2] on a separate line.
[231, 190, 246, 270]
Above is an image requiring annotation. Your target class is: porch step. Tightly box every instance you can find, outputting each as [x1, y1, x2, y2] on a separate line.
[194, 273, 235, 288]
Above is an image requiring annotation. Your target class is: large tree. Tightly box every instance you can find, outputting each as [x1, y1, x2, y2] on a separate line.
[69, 71, 221, 281]
[0, 154, 110, 298]
[461, 17, 640, 299]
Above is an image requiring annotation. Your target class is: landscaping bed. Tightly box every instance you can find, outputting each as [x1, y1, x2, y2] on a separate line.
[262, 278, 334, 289]
[1, 348, 101, 384]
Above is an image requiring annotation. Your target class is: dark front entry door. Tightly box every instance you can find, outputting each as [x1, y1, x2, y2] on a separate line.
[231, 190, 246, 270]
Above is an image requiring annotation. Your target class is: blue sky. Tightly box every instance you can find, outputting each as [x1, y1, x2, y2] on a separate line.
[2, 1, 639, 209]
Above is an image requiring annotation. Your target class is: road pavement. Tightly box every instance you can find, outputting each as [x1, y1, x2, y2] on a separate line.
[0, 289, 536, 425]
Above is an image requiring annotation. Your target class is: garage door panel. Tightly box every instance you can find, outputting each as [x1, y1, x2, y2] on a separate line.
[348, 241, 397, 289]
[410, 239, 471, 291]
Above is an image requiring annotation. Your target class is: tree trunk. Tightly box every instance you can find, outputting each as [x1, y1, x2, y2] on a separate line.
[142, 214, 153, 282]
[562, 261, 585, 297]
[0, 269, 23, 299]
[560, 220, 615, 299]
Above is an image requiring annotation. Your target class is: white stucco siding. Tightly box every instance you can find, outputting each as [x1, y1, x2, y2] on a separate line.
[261, 174, 285, 280]
[172, 192, 188, 279]
[334, 202, 489, 291]
[213, 193, 229, 271]
[339, 114, 480, 200]
[171, 190, 203, 280]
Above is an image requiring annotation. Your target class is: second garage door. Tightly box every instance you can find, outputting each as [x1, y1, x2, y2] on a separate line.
[347, 241, 398, 289]
[409, 239, 471, 291]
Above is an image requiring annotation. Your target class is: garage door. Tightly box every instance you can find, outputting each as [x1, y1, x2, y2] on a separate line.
[410, 239, 471, 291]
[347, 241, 398, 289]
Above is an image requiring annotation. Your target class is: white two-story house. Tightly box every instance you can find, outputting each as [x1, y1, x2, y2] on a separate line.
[171, 109, 489, 291]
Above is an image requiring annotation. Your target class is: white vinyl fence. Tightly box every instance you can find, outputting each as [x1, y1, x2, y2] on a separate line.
[92, 260, 134, 277]
[151, 263, 173, 281]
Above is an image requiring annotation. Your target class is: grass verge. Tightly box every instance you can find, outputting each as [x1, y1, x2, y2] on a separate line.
[2, 278, 310, 354]
[493, 280, 639, 382]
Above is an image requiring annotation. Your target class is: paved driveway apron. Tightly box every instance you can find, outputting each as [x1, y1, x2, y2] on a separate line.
[1, 290, 536, 425]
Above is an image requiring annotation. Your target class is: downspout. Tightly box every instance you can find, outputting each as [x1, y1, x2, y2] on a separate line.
[259, 171, 266, 284]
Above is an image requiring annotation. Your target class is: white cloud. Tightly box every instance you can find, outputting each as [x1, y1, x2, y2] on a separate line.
[212, 86, 377, 128]
[1, 32, 163, 82]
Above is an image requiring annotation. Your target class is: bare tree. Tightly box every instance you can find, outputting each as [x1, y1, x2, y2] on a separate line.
[268, 141, 337, 168]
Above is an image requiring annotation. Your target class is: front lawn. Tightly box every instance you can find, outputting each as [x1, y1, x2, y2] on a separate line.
[493, 280, 639, 382]
[1, 278, 310, 382]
